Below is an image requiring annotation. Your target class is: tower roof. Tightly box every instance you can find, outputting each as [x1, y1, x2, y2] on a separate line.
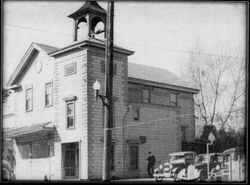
[68, 1, 106, 19]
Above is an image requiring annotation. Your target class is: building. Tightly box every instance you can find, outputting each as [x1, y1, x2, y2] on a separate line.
[2, 1, 199, 180]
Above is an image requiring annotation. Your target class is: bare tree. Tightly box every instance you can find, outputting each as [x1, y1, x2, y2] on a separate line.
[182, 50, 245, 136]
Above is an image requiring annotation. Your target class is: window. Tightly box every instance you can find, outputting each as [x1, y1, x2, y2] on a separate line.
[19, 141, 52, 159]
[170, 93, 177, 106]
[142, 89, 150, 103]
[101, 60, 117, 75]
[66, 102, 75, 129]
[45, 82, 53, 107]
[64, 62, 76, 76]
[129, 144, 139, 170]
[128, 87, 141, 103]
[181, 126, 187, 142]
[26, 87, 33, 111]
[133, 108, 140, 121]
[110, 143, 115, 170]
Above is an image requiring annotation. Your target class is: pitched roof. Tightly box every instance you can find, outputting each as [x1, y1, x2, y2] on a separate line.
[68, 1, 106, 19]
[128, 62, 198, 91]
[6, 42, 59, 87]
[35, 43, 58, 53]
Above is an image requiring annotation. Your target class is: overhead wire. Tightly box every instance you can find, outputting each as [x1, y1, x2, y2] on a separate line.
[4, 23, 245, 60]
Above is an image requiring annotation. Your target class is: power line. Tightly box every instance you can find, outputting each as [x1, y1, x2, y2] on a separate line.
[5, 23, 73, 37]
[5, 23, 245, 60]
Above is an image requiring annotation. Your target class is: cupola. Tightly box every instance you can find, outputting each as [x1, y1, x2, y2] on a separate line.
[68, 1, 107, 41]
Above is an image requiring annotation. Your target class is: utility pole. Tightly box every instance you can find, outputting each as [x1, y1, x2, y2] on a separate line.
[102, 1, 114, 182]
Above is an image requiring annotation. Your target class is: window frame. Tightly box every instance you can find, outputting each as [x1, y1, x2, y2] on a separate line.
[19, 140, 52, 159]
[45, 81, 53, 107]
[66, 101, 75, 129]
[128, 143, 139, 171]
[170, 93, 177, 106]
[142, 89, 150, 103]
[25, 86, 33, 112]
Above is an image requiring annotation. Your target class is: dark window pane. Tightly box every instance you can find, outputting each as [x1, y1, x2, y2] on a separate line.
[45, 82, 53, 106]
[67, 117, 74, 128]
[26, 88, 32, 111]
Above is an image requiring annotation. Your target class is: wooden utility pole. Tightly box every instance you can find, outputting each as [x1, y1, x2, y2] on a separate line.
[102, 1, 114, 182]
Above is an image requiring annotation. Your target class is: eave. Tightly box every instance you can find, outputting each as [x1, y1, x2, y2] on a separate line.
[128, 77, 200, 94]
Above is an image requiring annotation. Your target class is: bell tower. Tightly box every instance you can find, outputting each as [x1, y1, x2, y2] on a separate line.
[68, 1, 107, 41]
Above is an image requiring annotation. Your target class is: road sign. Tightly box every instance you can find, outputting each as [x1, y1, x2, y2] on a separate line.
[208, 132, 215, 144]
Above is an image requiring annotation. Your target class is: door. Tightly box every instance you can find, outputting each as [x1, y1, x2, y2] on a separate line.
[62, 142, 79, 179]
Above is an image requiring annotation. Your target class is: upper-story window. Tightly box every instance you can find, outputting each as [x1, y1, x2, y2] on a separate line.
[64, 62, 77, 76]
[45, 82, 53, 107]
[170, 93, 177, 106]
[66, 101, 75, 129]
[26, 87, 33, 112]
[142, 89, 150, 103]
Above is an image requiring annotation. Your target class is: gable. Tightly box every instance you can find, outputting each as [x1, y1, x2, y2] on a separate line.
[7, 42, 58, 87]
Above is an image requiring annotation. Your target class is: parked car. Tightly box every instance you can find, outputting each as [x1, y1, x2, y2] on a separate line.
[153, 161, 171, 182]
[2, 160, 15, 180]
[153, 151, 196, 182]
[210, 147, 245, 182]
[194, 153, 223, 180]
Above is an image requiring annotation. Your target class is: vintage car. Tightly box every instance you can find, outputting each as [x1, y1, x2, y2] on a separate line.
[2, 160, 15, 180]
[153, 151, 196, 182]
[153, 161, 171, 182]
[195, 153, 223, 180]
[210, 147, 245, 182]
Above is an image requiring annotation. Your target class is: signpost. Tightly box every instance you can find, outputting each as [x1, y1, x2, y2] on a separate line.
[207, 132, 215, 179]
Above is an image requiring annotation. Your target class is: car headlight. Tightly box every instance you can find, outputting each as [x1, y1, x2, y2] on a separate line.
[169, 164, 173, 169]
[216, 165, 220, 171]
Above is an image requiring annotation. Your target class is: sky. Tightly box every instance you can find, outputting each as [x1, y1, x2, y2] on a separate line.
[3, 1, 246, 86]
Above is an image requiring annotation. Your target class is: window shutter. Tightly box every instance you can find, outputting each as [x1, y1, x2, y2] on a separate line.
[64, 62, 76, 76]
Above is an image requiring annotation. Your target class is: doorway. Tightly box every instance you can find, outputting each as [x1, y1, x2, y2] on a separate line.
[62, 142, 79, 179]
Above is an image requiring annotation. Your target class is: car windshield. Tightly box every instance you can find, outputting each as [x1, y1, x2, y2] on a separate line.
[169, 155, 185, 161]
[195, 154, 223, 163]
[195, 155, 208, 163]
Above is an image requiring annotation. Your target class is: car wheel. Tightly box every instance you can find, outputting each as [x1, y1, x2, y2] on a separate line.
[173, 172, 178, 181]
[155, 176, 163, 182]
[199, 171, 206, 182]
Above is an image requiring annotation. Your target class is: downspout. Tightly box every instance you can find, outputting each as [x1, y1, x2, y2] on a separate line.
[122, 104, 131, 178]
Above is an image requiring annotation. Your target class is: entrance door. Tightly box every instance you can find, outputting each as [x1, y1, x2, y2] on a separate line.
[62, 142, 79, 179]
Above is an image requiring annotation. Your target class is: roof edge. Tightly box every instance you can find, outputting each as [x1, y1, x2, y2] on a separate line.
[49, 39, 134, 57]
[128, 77, 200, 94]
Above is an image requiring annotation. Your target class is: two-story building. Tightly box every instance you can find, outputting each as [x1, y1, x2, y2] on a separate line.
[2, 1, 199, 180]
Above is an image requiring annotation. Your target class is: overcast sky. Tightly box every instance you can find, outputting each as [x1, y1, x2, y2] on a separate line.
[3, 1, 246, 86]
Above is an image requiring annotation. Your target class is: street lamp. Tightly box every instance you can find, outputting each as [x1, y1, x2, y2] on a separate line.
[93, 80, 107, 106]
